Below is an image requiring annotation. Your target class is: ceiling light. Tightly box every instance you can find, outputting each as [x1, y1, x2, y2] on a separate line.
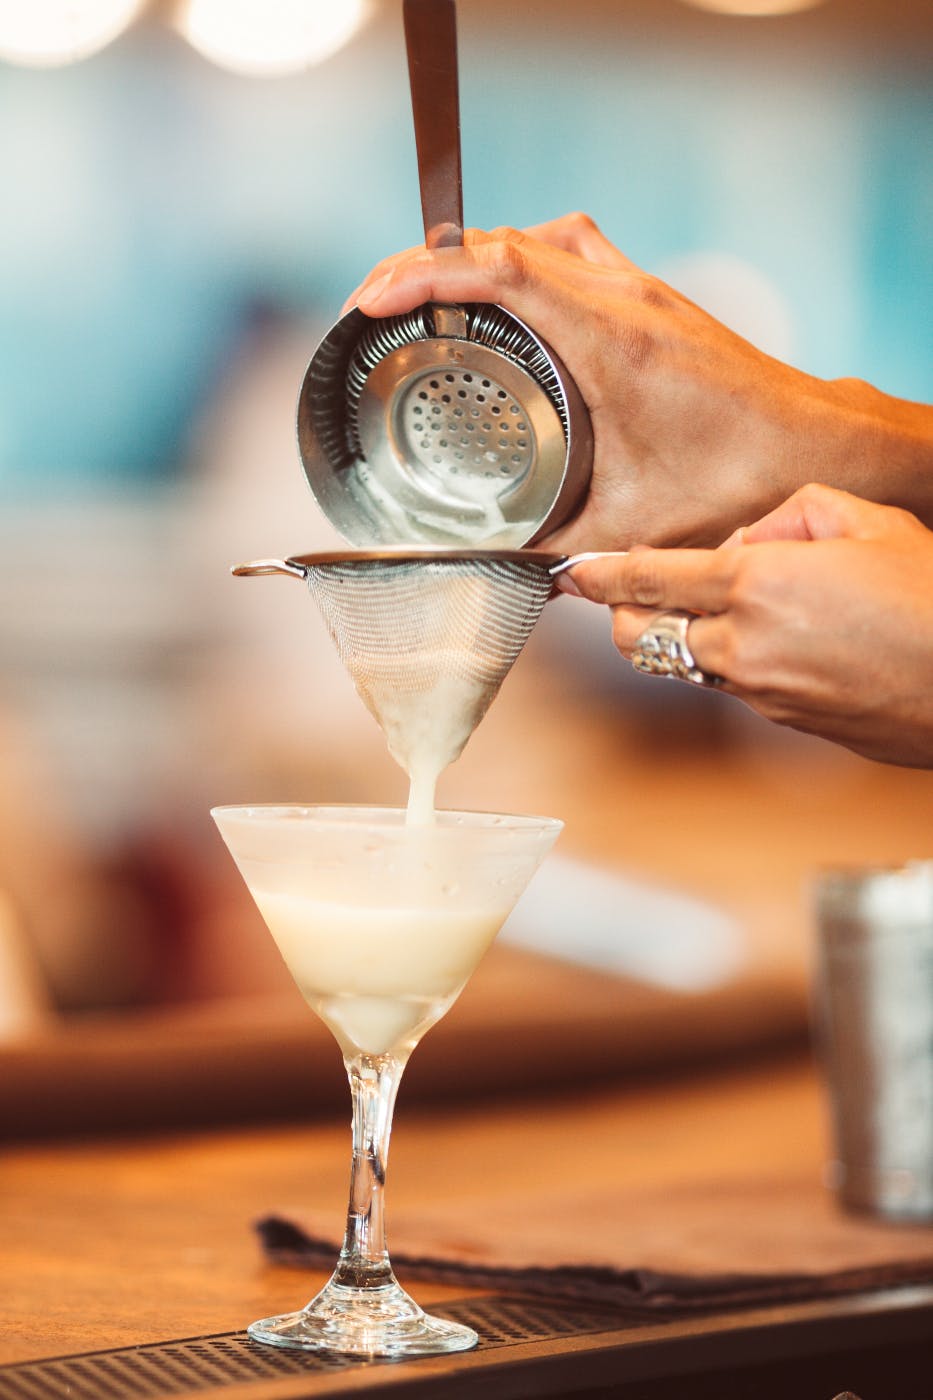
[175, 0, 369, 78]
[0, 0, 143, 68]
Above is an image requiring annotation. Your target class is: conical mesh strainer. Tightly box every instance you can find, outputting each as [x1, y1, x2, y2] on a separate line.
[233, 550, 564, 788]
[296, 0, 592, 550]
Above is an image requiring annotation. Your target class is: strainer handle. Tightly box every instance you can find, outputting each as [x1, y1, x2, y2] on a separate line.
[549, 553, 629, 575]
[404, 0, 463, 249]
[404, 0, 467, 339]
[230, 559, 307, 580]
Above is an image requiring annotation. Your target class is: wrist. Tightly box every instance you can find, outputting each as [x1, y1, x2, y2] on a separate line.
[804, 377, 933, 525]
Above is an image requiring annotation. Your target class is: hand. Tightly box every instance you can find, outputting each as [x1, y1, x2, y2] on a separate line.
[558, 484, 933, 768]
[350, 214, 933, 552]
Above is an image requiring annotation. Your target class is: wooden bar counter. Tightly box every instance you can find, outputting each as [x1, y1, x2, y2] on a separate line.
[2, 1049, 932, 1399]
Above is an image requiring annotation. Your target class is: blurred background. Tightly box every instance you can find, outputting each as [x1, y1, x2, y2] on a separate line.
[0, 0, 931, 1094]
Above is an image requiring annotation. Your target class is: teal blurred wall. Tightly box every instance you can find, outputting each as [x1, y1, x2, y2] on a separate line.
[0, 2, 930, 494]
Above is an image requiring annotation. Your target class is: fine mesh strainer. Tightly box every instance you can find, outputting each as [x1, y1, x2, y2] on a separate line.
[232, 551, 566, 780]
[297, 0, 592, 550]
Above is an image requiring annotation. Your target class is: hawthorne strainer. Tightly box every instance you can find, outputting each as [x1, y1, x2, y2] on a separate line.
[297, 0, 592, 550]
[233, 550, 566, 777]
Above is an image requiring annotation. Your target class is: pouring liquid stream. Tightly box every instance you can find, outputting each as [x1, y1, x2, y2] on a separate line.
[370, 667, 496, 827]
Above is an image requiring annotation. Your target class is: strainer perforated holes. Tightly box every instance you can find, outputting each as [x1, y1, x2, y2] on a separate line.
[297, 301, 586, 548]
[402, 370, 534, 486]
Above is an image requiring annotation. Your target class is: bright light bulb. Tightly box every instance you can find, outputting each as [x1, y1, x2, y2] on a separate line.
[175, 0, 369, 77]
[678, 0, 826, 14]
[0, 0, 143, 67]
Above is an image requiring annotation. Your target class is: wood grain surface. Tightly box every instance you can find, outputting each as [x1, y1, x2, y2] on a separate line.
[1, 1054, 827, 1366]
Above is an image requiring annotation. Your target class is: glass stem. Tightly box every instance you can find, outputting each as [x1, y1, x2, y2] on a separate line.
[332, 1052, 407, 1291]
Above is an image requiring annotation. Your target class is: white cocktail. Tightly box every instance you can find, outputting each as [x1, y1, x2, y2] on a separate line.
[212, 803, 561, 1356]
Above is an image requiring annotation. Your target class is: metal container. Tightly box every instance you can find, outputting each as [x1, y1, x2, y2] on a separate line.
[814, 861, 933, 1221]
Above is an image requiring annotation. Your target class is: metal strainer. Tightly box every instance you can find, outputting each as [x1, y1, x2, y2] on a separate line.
[297, 0, 592, 550]
[233, 551, 563, 778]
[235, 2, 589, 781]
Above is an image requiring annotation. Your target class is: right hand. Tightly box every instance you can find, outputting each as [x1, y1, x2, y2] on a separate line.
[350, 214, 933, 553]
[560, 484, 933, 768]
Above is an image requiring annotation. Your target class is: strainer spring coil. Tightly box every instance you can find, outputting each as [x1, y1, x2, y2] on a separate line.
[341, 304, 568, 462]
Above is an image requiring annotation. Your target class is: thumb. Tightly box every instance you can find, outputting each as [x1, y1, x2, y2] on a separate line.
[740, 483, 889, 544]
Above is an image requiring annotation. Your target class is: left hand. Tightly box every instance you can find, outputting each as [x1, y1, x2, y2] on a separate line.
[559, 483, 933, 768]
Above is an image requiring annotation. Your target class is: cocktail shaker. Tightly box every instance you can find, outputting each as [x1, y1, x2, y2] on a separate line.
[814, 861, 933, 1221]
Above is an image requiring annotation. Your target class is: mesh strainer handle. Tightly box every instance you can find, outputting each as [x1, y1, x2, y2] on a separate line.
[549, 552, 628, 575]
[230, 559, 307, 580]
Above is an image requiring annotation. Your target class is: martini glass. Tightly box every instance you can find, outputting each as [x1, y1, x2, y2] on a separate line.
[211, 803, 561, 1357]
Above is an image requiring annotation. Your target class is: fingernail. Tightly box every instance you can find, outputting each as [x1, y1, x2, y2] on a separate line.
[358, 272, 391, 310]
[554, 572, 581, 596]
[720, 526, 745, 549]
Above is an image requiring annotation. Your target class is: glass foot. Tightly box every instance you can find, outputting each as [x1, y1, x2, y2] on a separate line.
[247, 1280, 478, 1358]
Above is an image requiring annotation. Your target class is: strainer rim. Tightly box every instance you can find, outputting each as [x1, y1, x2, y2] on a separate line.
[285, 548, 566, 569]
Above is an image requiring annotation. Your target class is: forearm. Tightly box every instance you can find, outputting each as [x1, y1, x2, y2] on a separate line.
[788, 375, 933, 527]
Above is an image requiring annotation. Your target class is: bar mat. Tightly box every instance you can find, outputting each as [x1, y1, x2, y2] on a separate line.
[258, 1174, 933, 1315]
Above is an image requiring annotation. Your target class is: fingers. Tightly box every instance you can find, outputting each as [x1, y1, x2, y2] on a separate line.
[355, 242, 520, 315]
[345, 215, 638, 315]
[560, 547, 743, 688]
[342, 248, 416, 314]
[607, 603, 730, 682]
[519, 212, 637, 270]
[564, 547, 739, 615]
[354, 237, 592, 347]
[350, 217, 644, 334]
[345, 228, 511, 312]
[345, 229, 507, 313]
[740, 482, 921, 544]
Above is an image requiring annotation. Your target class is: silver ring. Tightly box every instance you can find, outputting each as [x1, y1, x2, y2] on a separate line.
[631, 609, 721, 688]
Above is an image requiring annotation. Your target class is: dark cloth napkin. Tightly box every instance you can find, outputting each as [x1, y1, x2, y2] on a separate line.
[257, 1174, 933, 1315]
